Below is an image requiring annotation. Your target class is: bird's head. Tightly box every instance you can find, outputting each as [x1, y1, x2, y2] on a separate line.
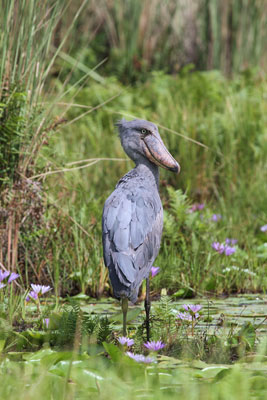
[116, 119, 180, 173]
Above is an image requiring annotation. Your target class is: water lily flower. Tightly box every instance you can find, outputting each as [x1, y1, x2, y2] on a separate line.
[212, 241, 236, 256]
[183, 304, 202, 314]
[26, 291, 38, 301]
[0, 270, 19, 287]
[30, 284, 51, 295]
[224, 246, 236, 256]
[176, 312, 193, 321]
[212, 242, 225, 254]
[211, 214, 222, 222]
[0, 271, 10, 282]
[151, 266, 160, 278]
[8, 272, 20, 283]
[26, 284, 51, 302]
[126, 352, 155, 363]
[260, 224, 267, 232]
[118, 336, 134, 347]
[144, 340, 165, 351]
[177, 305, 202, 335]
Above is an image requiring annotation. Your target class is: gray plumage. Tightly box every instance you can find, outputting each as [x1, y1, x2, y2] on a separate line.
[102, 119, 180, 304]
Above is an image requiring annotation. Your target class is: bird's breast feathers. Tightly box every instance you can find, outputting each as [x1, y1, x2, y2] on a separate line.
[102, 185, 163, 287]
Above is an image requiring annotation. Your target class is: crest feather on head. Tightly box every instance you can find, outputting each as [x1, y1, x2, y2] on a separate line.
[115, 118, 129, 139]
[114, 118, 127, 128]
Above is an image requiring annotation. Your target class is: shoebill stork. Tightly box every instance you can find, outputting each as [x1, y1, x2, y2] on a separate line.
[102, 119, 180, 339]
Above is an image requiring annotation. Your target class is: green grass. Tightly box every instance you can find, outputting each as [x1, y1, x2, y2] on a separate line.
[1, 347, 267, 400]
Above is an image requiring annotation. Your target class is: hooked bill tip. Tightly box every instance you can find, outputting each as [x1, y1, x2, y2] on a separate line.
[170, 162, 180, 174]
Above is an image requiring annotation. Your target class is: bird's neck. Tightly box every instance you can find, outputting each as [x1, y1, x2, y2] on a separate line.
[135, 159, 159, 189]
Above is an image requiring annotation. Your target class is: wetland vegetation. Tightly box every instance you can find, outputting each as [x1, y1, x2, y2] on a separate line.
[0, 0, 266, 399]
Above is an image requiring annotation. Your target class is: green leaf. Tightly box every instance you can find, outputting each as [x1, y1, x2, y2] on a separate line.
[23, 348, 55, 361]
[190, 359, 209, 369]
[197, 366, 230, 379]
[71, 293, 91, 300]
[0, 339, 6, 352]
[102, 342, 122, 362]
[157, 355, 184, 368]
[172, 288, 194, 298]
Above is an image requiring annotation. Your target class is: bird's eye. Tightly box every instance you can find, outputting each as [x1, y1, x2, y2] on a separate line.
[141, 129, 148, 135]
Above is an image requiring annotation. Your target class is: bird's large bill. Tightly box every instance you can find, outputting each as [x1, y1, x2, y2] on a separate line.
[143, 134, 180, 173]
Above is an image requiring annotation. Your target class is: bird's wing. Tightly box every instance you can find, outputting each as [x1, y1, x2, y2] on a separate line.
[102, 187, 162, 288]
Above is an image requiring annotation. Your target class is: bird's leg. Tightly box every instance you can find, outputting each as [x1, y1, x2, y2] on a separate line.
[144, 278, 151, 341]
[121, 297, 128, 336]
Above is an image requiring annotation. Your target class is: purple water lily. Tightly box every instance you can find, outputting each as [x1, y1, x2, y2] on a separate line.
[211, 214, 222, 222]
[31, 284, 51, 295]
[144, 340, 165, 351]
[118, 336, 134, 347]
[0, 270, 19, 288]
[126, 352, 155, 364]
[260, 224, 267, 232]
[26, 291, 38, 301]
[0, 271, 10, 282]
[212, 242, 225, 254]
[26, 284, 51, 302]
[8, 272, 20, 283]
[176, 312, 193, 321]
[177, 305, 202, 335]
[224, 246, 236, 256]
[151, 266, 160, 278]
[183, 304, 202, 314]
[212, 241, 237, 256]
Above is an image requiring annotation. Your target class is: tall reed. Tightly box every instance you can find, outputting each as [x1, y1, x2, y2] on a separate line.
[0, 0, 88, 278]
[55, 0, 267, 82]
